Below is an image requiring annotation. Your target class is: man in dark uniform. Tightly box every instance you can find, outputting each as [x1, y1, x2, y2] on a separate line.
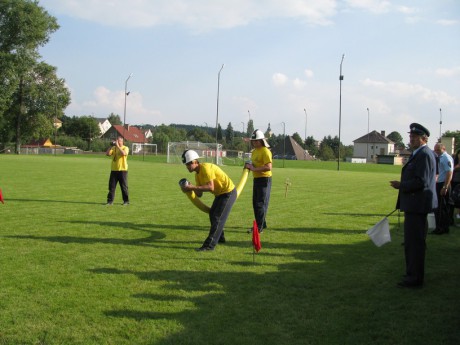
[390, 123, 437, 288]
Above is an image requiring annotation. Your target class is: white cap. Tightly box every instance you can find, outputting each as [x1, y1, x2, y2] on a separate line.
[250, 129, 270, 147]
[181, 150, 200, 164]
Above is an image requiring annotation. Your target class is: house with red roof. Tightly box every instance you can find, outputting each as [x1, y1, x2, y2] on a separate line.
[102, 124, 148, 144]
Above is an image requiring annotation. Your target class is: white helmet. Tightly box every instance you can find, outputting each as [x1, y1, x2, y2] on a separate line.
[250, 129, 270, 147]
[182, 150, 200, 164]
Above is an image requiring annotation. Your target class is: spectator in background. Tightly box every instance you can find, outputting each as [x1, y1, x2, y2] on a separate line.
[450, 149, 460, 223]
[431, 143, 453, 234]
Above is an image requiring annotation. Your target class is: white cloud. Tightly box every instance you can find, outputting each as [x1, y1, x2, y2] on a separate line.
[40, 0, 337, 31]
[345, 0, 391, 14]
[436, 19, 459, 26]
[272, 73, 288, 86]
[70, 86, 159, 122]
[361, 78, 459, 105]
[435, 67, 460, 78]
[396, 6, 418, 15]
[304, 69, 314, 78]
[293, 78, 307, 89]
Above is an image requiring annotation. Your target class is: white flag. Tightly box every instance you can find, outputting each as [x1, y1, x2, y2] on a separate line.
[367, 217, 391, 247]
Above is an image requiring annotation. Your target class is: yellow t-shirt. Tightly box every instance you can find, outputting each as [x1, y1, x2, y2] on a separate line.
[251, 147, 272, 178]
[195, 163, 235, 196]
[109, 146, 129, 171]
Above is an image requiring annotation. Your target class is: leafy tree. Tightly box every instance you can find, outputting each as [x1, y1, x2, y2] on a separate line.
[0, 0, 69, 153]
[443, 130, 460, 151]
[61, 115, 100, 141]
[292, 132, 304, 148]
[321, 135, 340, 157]
[187, 127, 212, 142]
[387, 131, 404, 149]
[107, 113, 122, 125]
[319, 144, 335, 161]
[225, 122, 234, 144]
[247, 119, 254, 137]
[305, 136, 319, 157]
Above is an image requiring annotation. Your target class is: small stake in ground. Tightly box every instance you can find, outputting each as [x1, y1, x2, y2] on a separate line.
[284, 178, 291, 198]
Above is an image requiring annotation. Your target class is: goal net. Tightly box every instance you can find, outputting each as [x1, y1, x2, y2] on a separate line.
[131, 143, 158, 155]
[167, 141, 223, 165]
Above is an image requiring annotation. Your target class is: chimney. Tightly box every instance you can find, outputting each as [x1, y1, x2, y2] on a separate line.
[124, 124, 130, 131]
[381, 130, 386, 137]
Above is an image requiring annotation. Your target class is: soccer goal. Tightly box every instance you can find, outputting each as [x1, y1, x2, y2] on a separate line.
[131, 143, 157, 156]
[167, 141, 223, 165]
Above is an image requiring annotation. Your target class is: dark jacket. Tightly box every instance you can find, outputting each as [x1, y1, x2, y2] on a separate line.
[396, 145, 437, 213]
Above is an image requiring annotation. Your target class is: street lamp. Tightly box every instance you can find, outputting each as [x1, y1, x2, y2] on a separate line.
[215, 64, 224, 164]
[367, 107, 370, 162]
[123, 73, 133, 138]
[281, 121, 286, 168]
[338, 54, 345, 171]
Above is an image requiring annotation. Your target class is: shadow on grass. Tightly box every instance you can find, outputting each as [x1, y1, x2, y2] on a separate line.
[89, 234, 460, 345]
[5, 198, 103, 205]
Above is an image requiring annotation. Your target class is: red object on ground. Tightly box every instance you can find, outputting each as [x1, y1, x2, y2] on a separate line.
[252, 220, 261, 252]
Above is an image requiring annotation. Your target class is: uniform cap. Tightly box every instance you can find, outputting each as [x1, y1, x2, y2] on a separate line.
[409, 123, 430, 137]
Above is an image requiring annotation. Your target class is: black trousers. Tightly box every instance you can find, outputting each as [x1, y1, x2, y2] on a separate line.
[107, 171, 129, 203]
[252, 177, 272, 231]
[202, 188, 237, 249]
[435, 182, 450, 232]
[403, 212, 427, 284]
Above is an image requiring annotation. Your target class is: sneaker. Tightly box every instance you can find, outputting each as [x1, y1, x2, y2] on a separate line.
[456, 214, 460, 219]
[122, 202, 129, 206]
[106, 202, 113, 206]
[196, 246, 214, 252]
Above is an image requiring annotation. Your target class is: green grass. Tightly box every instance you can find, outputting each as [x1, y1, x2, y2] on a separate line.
[0, 154, 459, 345]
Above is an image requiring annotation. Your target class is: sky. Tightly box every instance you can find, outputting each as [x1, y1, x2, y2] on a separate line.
[38, 0, 460, 145]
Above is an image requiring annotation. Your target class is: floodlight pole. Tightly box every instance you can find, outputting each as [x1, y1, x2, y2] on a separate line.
[215, 64, 224, 164]
[338, 54, 344, 171]
[123, 73, 133, 138]
[439, 108, 442, 141]
[367, 107, 370, 162]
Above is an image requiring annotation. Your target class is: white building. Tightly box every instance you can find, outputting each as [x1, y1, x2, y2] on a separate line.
[353, 130, 395, 162]
[96, 118, 112, 136]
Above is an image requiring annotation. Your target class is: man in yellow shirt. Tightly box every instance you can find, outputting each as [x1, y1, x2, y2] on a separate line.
[245, 129, 272, 233]
[106, 136, 129, 205]
[181, 150, 237, 251]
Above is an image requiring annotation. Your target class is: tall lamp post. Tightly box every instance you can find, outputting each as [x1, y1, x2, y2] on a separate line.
[439, 108, 442, 141]
[123, 73, 133, 138]
[367, 107, 370, 162]
[281, 121, 286, 168]
[215, 64, 225, 164]
[338, 54, 344, 171]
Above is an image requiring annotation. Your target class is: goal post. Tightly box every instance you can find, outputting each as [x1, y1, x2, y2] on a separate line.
[131, 143, 157, 156]
[167, 141, 223, 165]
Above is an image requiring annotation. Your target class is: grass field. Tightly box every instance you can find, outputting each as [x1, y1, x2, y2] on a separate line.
[0, 154, 459, 345]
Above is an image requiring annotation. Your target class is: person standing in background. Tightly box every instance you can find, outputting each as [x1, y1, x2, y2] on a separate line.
[106, 136, 129, 206]
[431, 143, 453, 234]
[449, 149, 460, 223]
[245, 129, 272, 233]
[390, 123, 437, 289]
